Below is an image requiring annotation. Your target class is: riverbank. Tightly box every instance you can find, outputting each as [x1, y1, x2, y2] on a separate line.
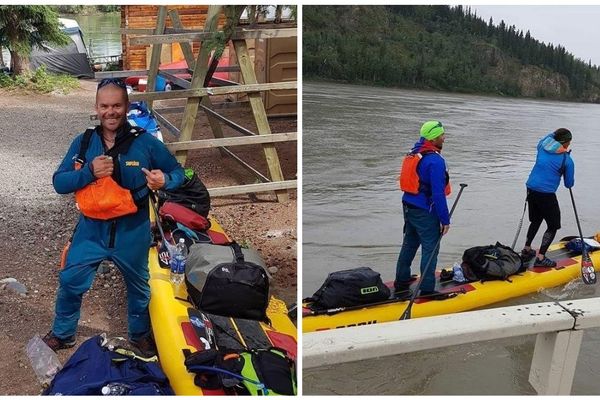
[0, 79, 296, 395]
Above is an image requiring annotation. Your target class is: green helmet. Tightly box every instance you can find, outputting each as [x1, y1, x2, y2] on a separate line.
[420, 120, 445, 140]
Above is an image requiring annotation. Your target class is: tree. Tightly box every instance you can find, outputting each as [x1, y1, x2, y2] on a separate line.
[0, 6, 68, 75]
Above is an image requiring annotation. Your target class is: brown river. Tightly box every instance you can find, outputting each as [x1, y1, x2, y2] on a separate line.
[302, 81, 600, 395]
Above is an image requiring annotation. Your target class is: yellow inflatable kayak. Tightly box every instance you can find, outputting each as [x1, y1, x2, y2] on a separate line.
[303, 239, 600, 333]
[149, 219, 297, 395]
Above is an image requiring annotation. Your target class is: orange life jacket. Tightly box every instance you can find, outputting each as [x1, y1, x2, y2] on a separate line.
[398, 151, 451, 196]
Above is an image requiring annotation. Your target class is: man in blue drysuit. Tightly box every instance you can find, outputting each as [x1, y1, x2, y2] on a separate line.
[44, 78, 184, 355]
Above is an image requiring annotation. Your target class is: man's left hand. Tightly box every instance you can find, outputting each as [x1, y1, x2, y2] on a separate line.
[440, 224, 450, 236]
[142, 168, 165, 190]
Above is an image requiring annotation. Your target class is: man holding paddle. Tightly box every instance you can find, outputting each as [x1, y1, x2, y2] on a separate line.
[520, 128, 574, 267]
[395, 120, 453, 301]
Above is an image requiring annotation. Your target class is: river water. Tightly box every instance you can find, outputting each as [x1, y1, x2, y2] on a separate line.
[69, 12, 121, 60]
[302, 81, 600, 395]
[1, 12, 120, 67]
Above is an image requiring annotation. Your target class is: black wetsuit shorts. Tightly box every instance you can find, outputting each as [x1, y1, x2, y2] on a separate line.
[527, 189, 561, 230]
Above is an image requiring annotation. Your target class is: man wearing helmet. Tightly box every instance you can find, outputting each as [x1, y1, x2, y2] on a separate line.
[395, 120, 452, 300]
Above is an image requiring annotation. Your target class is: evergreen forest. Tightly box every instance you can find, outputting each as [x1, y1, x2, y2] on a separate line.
[304, 5, 600, 102]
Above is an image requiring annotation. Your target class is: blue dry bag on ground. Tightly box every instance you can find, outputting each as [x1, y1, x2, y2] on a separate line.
[42, 335, 174, 395]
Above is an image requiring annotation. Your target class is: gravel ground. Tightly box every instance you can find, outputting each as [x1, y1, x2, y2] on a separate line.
[0, 80, 297, 395]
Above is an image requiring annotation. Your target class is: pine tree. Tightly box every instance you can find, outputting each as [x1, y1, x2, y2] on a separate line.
[0, 5, 68, 75]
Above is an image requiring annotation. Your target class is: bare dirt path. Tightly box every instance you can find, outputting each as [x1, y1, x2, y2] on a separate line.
[0, 80, 297, 395]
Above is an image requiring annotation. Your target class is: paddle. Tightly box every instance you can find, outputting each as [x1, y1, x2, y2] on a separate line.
[400, 183, 468, 320]
[148, 191, 176, 269]
[569, 188, 596, 285]
[149, 192, 168, 244]
[511, 194, 528, 250]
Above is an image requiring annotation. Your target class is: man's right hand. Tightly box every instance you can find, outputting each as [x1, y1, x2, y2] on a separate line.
[91, 155, 113, 178]
[441, 224, 450, 236]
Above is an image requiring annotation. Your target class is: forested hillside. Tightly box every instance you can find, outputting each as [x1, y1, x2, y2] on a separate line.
[304, 5, 600, 102]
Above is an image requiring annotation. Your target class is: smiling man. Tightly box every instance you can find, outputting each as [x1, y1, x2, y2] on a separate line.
[45, 78, 185, 355]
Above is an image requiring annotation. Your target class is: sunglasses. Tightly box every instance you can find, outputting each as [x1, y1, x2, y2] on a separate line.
[97, 77, 127, 90]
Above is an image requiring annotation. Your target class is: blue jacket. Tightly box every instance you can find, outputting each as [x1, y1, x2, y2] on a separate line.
[43, 335, 174, 395]
[402, 138, 450, 225]
[526, 133, 575, 193]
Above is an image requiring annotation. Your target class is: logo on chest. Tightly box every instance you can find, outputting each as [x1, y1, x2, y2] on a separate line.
[125, 160, 140, 167]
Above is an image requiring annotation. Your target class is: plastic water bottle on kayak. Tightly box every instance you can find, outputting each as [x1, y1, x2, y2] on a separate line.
[452, 262, 467, 283]
[170, 238, 187, 285]
[101, 382, 131, 395]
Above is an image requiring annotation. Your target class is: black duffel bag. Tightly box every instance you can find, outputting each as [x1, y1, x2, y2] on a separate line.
[307, 267, 390, 310]
[461, 241, 524, 281]
[185, 242, 269, 321]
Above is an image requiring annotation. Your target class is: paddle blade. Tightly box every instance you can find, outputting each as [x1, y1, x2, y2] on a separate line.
[581, 251, 597, 285]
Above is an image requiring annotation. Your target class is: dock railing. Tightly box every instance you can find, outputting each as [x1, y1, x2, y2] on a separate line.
[303, 297, 600, 395]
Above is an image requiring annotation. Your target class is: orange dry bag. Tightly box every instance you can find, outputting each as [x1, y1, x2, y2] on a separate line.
[74, 174, 138, 220]
[72, 127, 141, 220]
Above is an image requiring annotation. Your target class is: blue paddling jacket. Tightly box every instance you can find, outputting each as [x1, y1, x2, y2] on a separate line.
[526, 133, 575, 193]
[402, 138, 451, 225]
[51, 123, 184, 340]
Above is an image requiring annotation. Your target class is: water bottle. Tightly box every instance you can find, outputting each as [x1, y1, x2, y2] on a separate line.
[452, 262, 467, 283]
[170, 238, 187, 285]
[26, 335, 62, 386]
[101, 382, 131, 395]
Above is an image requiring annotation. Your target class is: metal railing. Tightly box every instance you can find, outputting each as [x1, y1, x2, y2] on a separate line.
[303, 297, 600, 395]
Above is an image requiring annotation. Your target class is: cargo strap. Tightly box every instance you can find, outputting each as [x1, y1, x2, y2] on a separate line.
[231, 242, 245, 263]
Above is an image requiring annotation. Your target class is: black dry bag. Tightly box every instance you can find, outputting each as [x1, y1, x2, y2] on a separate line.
[307, 266, 390, 310]
[461, 241, 524, 281]
[185, 242, 269, 321]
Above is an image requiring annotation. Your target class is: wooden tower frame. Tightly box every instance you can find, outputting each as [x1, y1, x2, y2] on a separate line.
[97, 5, 297, 202]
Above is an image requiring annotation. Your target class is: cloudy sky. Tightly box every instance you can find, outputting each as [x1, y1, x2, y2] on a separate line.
[472, 5, 600, 67]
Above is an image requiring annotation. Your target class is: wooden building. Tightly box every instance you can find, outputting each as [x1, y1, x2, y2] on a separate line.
[121, 5, 296, 116]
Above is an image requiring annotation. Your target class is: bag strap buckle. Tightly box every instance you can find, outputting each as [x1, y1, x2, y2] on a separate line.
[231, 242, 245, 263]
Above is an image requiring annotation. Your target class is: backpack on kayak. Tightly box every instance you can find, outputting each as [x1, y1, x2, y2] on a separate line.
[184, 347, 297, 396]
[306, 267, 390, 310]
[461, 242, 524, 282]
[159, 168, 211, 217]
[185, 242, 270, 321]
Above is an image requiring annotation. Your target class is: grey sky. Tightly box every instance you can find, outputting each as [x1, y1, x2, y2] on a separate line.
[472, 5, 600, 67]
